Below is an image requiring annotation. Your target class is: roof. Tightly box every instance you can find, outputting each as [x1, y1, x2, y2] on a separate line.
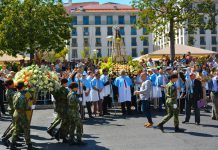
[65, 2, 138, 13]
[149, 44, 217, 56]
[0, 54, 30, 62]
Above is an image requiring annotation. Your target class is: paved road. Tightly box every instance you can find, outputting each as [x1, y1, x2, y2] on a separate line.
[0, 108, 218, 150]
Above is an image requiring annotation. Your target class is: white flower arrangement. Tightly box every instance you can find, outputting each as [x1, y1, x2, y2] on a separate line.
[14, 65, 61, 92]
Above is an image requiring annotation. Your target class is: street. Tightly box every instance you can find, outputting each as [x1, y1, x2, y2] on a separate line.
[0, 108, 218, 150]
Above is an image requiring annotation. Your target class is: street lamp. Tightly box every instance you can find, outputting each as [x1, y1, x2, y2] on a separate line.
[106, 36, 113, 57]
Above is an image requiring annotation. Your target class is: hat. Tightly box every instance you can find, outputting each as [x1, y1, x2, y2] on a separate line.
[189, 72, 196, 76]
[82, 71, 87, 76]
[165, 67, 172, 71]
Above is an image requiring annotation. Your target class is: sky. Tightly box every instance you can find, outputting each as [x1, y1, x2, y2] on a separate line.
[62, 0, 132, 5]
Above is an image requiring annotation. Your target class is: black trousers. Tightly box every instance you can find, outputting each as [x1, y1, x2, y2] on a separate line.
[121, 101, 131, 115]
[86, 102, 92, 117]
[185, 94, 200, 123]
[102, 95, 111, 114]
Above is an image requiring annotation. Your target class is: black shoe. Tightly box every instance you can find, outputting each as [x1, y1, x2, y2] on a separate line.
[54, 130, 60, 141]
[89, 115, 94, 118]
[10, 144, 20, 150]
[69, 139, 77, 146]
[157, 124, 164, 132]
[47, 129, 53, 137]
[77, 140, 87, 146]
[62, 138, 69, 144]
[195, 122, 200, 125]
[2, 137, 10, 147]
[27, 143, 32, 150]
[182, 121, 189, 124]
[212, 117, 216, 120]
[175, 127, 185, 133]
[15, 142, 22, 147]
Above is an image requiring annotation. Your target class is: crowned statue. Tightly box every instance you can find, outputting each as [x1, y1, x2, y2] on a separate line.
[111, 26, 127, 63]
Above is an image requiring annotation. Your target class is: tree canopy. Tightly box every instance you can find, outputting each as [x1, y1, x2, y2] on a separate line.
[0, 0, 72, 58]
[132, 0, 218, 62]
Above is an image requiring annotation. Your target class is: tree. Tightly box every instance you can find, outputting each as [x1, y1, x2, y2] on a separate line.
[81, 47, 90, 59]
[0, 0, 72, 60]
[132, 0, 218, 63]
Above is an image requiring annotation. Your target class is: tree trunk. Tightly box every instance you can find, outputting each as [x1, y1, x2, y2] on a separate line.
[169, 18, 175, 66]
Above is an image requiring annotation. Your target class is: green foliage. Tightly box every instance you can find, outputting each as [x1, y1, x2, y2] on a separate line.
[0, 0, 72, 57]
[132, 0, 218, 60]
[81, 47, 90, 59]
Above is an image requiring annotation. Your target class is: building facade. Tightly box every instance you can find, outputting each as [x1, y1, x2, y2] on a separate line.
[65, 2, 153, 60]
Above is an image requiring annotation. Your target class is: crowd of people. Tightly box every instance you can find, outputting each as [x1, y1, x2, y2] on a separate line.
[0, 52, 218, 150]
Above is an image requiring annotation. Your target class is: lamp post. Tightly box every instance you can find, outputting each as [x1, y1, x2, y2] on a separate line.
[106, 36, 113, 57]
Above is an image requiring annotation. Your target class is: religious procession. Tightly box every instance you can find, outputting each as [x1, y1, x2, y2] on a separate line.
[0, 25, 218, 150]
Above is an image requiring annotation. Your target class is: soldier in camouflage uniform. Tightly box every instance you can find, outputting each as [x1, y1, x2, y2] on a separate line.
[10, 82, 32, 150]
[68, 82, 86, 146]
[2, 80, 16, 147]
[47, 79, 69, 143]
[157, 74, 185, 133]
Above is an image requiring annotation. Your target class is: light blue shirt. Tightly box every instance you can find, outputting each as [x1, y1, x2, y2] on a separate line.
[91, 78, 104, 90]
[114, 76, 132, 87]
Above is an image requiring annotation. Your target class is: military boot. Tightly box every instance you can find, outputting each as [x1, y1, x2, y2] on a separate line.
[157, 123, 164, 132]
[2, 137, 10, 147]
[47, 128, 54, 137]
[77, 140, 87, 146]
[10, 143, 20, 150]
[27, 143, 32, 150]
[175, 126, 185, 133]
[62, 137, 69, 144]
[54, 130, 60, 141]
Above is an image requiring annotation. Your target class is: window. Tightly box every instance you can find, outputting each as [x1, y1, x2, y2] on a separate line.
[84, 38, 89, 47]
[143, 37, 149, 46]
[72, 49, 78, 58]
[95, 16, 101, 25]
[131, 37, 137, 46]
[200, 37, 206, 45]
[107, 27, 113, 35]
[107, 16, 113, 24]
[96, 38, 101, 47]
[95, 27, 101, 36]
[71, 38, 77, 47]
[72, 28, 77, 36]
[132, 48, 137, 57]
[143, 28, 148, 35]
[212, 47, 217, 52]
[97, 49, 102, 57]
[211, 28, 217, 34]
[118, 16, 125, 24]
[83, 16, 89, 25]
[131, 27, 137, 35]
[212, 36, 217, 45]
[130, 16, 136, 24]
[143, 48, 149, 54]
[120, 27, 125, 35]
[199, 28, 205, 34]
[84, 27, 89, 36]
[72, 16, 77, 25]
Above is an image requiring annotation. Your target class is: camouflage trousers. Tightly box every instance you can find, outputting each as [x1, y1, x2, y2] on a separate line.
[69, 116, 83, 141]
[48, 113, 62, 131]
[159, 100, 179, 127]
[12, 112, 31, 144]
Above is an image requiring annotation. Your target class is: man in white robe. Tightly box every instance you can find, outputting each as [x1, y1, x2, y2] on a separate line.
[114, 70, 132, 116]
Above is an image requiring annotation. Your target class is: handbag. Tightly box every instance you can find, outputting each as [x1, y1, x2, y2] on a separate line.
[197, 99, 206, 109]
